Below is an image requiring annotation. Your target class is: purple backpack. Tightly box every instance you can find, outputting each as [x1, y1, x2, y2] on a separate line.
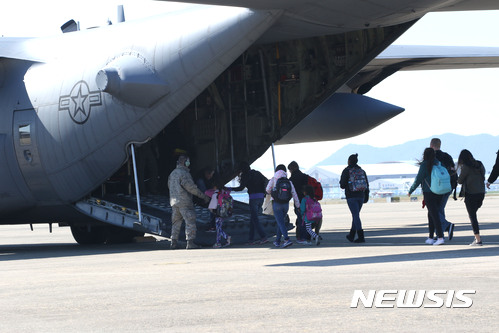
[305, 197, 322, 221]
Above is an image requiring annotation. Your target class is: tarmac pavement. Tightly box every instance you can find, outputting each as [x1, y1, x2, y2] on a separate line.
[1, 196, 498, 332]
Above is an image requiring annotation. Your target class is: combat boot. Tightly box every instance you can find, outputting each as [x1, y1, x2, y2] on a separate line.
[354, 229, 365, 243]
[170, 239, 181, 249]
[346, 229, 355, 242]
[186, 240, 200, 249]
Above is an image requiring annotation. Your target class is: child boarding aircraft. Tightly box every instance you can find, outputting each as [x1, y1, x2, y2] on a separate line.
[1, 0, 499, 245]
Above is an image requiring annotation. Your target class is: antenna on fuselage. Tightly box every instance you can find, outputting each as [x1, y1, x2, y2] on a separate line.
[60, 19, 80, 33]
[117, 5, 125, 23]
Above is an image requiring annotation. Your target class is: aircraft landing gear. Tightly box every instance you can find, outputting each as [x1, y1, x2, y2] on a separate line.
[70, 225, 107, 245]
[70, 225, 145, 245]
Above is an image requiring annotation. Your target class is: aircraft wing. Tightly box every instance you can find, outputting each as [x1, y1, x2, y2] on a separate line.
[159, 0, 499, 11]
[157, 1, 499, 43]
[348, 45, 499, 94]
[0, 37, 45, 62]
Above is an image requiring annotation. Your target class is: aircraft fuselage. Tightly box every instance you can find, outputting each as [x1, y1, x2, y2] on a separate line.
[0, 7, 280, 215]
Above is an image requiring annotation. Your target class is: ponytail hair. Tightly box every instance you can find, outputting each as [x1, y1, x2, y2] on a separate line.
[422, 148, 435, 174]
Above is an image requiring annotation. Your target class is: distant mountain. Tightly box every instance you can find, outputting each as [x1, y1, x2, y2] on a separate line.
[316, 133, 499, 170]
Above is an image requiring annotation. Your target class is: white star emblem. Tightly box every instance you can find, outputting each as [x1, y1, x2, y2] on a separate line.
[58, 81, 102, 124]
[71, 85, 89, 121]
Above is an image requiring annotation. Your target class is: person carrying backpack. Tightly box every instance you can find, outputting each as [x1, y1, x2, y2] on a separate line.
[266, 164, 300, 248]
[288, 161, 312, 244]
[430, 138, 456, 240]
[408, 148, 445, 245]
[206, 180, 232, 248]
[288, 161, 324, 244]
[300, 185, 322, 245]
[340, 154, 369, 243]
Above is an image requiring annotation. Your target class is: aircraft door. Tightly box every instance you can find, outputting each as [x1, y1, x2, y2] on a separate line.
[13, 109, 56, 202]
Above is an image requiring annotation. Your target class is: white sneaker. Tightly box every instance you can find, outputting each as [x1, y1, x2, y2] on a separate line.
[433, 238, 445, 246]
[469, 239, 483, 246]
[425, 238, 435, 245]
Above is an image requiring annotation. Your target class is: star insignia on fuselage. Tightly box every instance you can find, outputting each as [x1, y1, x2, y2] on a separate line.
[59, 81, 102, 124]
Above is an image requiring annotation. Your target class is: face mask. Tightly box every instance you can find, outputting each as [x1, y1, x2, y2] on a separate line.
[185, 159, 191, 167]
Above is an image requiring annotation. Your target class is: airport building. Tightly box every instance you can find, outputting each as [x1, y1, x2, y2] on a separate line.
[306, 162, 419, 199]
[307, 162, 499, 199]
[232, 161, 498, 202]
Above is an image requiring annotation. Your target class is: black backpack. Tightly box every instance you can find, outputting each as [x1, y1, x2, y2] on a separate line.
[271, 177, 293, 203]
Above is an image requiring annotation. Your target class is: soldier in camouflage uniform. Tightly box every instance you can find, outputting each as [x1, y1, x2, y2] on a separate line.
[168, 155, 210, 249]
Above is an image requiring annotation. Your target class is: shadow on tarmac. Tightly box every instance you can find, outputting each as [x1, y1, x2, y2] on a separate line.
[267, 221, 499, 267]
[0, 241, 167, 262]
[339, 221, 499, 244]
[266, 246, 499, 267]
[1, 222, 497, 263]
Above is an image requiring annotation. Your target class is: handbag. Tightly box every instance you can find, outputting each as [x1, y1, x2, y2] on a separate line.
[262, 194, 274, 215]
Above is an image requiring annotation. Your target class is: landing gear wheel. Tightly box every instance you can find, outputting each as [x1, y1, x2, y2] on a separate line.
[70, 225, 107, 245]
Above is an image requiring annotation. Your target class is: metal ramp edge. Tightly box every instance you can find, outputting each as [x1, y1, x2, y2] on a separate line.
[103, 194, 282, 245]
[75, 197, 168, 237]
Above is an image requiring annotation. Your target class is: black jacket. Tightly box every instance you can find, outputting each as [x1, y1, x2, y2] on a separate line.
[488, 150, 499, 184]
[231, 169, 267, 194]
[436, 149, 457, 189]
[289, 169, 309, 201]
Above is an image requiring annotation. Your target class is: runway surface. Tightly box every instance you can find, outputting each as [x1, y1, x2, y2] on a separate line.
[1, 196, 498, 332]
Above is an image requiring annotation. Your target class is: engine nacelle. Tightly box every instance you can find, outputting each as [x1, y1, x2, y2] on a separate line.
[277, 93, 404, 144]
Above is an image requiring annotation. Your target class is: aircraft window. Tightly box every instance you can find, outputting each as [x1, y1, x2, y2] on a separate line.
[19, 124, 31, 145]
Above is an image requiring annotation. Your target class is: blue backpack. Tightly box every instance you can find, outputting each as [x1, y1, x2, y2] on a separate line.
[429, 162, 452, 195]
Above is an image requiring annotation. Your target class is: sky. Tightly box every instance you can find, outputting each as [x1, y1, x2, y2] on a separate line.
[1, 1, 499, 172]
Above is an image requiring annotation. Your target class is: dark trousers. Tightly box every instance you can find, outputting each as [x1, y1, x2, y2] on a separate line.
[294, 207, 309, 240]
[248, 198, 266, 241]
[465, 193, 484, 235]
[424, 192, 444, 239]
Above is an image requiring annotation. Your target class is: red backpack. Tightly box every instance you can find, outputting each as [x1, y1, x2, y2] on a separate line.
[306, 175, 323, 200]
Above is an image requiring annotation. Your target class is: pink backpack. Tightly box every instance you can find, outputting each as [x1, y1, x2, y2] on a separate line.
[305, 197, 322, 221]
[216, 190, 233, 218]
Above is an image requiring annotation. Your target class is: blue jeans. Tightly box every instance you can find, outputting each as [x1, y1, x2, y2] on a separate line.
[347, 197, 364, 231]
[273, 201, 290, 243]
[437, 192, 451, 232]
[248, 198, 266, 241]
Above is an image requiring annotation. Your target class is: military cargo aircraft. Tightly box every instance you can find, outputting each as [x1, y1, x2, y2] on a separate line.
[1, 0, 499, 245]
